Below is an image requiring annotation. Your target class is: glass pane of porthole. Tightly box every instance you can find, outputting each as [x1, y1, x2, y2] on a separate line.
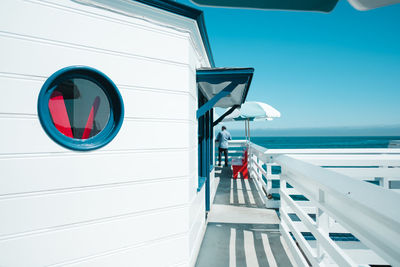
[48, 78, 111, 139]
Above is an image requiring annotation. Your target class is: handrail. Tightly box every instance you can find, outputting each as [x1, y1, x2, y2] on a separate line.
[227, 140, 248, 145]
[262, 148, 400, 154]
[280, 190, 356, 267]
[241, 140, 400, 266]
[275, 154, 400, 266]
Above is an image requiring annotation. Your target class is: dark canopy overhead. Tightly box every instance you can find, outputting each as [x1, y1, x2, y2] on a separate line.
[197, 68, 253, 107]
[196, 68, 254, 118]
[191, 0, 337, 12]
[190, 0, 400, 12]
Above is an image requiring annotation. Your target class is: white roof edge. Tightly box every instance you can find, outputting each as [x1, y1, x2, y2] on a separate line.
[347, 0, 400, 10]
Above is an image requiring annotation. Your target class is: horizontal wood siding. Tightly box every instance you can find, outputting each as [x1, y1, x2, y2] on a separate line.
[0, 0, 207, 266]
[0, 151, 190, 194]
[57, 235, 189, 267]
[0, 178, 189, 237]
[0, 75, 193, 120]
[0, 207, 188, 266]
[187, 43, 206, 266]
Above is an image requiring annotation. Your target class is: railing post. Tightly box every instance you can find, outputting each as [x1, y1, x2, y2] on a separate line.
[317, 189, 330, 264]
[375, 176, 389, 189]
[266, 163, 272, 194]
[256, 156, 261, 183]
[382, 177, 390, 189]
[266, 164, 272, 176]
[279, 167, 294, 261]
[280, 172, 287, 224]
[279, 161, 287, 206]
[247, 142, 253, 179]
[255, 156, 258, 181]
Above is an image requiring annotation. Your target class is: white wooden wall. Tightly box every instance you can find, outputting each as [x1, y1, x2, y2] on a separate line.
[0, 0, 211, 266]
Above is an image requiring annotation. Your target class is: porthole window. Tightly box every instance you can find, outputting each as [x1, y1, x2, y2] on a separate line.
[38, 66, 124, 151]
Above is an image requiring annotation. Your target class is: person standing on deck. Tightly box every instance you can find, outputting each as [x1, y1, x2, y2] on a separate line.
[216, 126, 232, 167]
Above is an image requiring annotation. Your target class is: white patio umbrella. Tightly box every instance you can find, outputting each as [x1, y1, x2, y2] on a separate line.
[221, 101, 281, 140]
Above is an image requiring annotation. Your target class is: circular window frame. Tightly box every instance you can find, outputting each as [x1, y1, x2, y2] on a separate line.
[38, 66, 124, 151]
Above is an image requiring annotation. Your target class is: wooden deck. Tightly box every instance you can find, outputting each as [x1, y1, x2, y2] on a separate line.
[196, 166, 294, 267]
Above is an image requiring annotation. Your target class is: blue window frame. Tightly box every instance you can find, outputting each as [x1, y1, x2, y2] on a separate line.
[197, 91, 213, 211]
[37, 66, 124, 151]
[209, 110, 214, 170]
[198, 92, 208, 192]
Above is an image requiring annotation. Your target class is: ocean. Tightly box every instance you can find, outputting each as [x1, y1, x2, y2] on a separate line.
[233, 136, 400, 149]
[228, 136, 400, 197]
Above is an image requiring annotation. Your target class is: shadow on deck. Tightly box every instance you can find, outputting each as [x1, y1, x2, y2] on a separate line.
[196, 166, 293, 267]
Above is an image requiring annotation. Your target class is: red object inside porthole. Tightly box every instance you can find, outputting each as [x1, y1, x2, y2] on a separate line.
[48, 78, 110, 139]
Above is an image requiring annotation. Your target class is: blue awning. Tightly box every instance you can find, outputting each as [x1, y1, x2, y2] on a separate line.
[196, 68, 254, 118]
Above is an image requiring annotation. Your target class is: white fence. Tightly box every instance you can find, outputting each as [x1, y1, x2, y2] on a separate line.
[231, 140, 400, 266]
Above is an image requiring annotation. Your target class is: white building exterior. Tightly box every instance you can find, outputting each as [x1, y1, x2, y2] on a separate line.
[0, 0, 219, 266]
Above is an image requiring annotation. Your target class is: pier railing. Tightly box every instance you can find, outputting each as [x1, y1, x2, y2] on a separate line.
[227, 140, 400, 266]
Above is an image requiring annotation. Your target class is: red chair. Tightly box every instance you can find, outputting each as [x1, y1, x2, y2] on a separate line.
[232, 149, 248, 179]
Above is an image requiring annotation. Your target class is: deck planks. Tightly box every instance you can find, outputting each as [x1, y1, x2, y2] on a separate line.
[196, 166, 294, 267]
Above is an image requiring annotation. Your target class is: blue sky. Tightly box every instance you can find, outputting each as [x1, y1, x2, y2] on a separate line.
[179, 0, 400, 133]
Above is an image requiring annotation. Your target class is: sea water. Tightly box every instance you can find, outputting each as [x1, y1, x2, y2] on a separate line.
[226, 136, 400, 192]
[234, 136, 400, 149]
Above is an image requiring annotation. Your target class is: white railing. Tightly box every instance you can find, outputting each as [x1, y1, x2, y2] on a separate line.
[247, 143, 282, 208]
[240, 141, 400, 267]
[221, 140, 248, 162]
[223, 141, 280, 207]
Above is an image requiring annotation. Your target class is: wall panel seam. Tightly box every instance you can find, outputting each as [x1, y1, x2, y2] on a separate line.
[46, 233, 189, 267]
[0, 175, 189, 199]
[188, 198, 205, 236]
[0, 72, 193, 96]
[0, 71, 46, 81]
[119, 84, 190, 95]
[171, 261, 190, 267]
[188, 91, 197, 102]
[21, 0, 189, 41]
[124, 117, 194, 123]
[11, 0, 209, 69]
[0, 113, 37, 119]
[0, 115, 196, 125]
[0, 204, 189, 241]
[0, 31, 189, 68]
[0, 147, 190, 159]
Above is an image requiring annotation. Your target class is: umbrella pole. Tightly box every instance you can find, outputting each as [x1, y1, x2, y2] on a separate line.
[247, 120, 249, 141]
[248, 119, 251, 141]
[244, 120, 247, 140]
[245, 120, 247, 141]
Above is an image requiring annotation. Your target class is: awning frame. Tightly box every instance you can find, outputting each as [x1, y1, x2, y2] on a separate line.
[212, 105, 240, 127]
[196, 68, 254, 119]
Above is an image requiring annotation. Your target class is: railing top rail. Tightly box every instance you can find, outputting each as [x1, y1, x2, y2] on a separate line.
[248, 142, 268, 153]
[288, 154, 400, 167]
[276, 154, 400, 220]
[246, 141, 400, 165]
[264, 148, 400, 155]
[227, 140, 248, 145]
[246, 141, 400, 156]
[248, 143, 269, 162]
[246, 140, 400, 265]
[275, 154, 400, 266]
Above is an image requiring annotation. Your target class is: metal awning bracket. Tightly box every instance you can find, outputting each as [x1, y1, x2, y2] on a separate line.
[213, 105, 240, 127]
[196, 81, 239, 119]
